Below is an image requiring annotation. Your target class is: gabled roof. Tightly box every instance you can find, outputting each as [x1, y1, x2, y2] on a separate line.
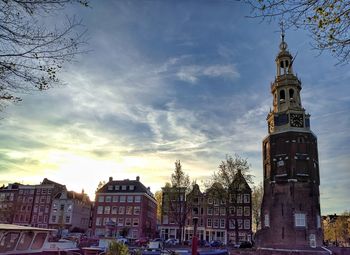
[41, 178, 65, 189]
[54, 190, 91, 203]
[97, 179, 154, 197]
[230, 170, 251, 191]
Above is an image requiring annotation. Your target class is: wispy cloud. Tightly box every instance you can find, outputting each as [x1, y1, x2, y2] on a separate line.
[177, 64, 240, 83]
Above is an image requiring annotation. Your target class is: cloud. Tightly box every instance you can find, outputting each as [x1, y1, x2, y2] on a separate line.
[177, 64, 240, 83]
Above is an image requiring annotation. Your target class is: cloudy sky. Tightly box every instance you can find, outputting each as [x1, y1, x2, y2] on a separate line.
[0, 1, 349, 214]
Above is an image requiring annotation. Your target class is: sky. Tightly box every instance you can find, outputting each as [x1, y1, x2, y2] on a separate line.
[0, 1, 349, 215]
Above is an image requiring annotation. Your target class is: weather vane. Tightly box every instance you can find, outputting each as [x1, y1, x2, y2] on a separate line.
[279, 20, 285, 43]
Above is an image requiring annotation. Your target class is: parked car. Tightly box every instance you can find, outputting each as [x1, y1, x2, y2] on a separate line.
[239, 241, 253, 248]
[152, 238, 164, 243]
[135, 237, 149, 246]
[199, 240, 210, 247]
[165, 238, 179, 245]
[210, 240, 223, 247]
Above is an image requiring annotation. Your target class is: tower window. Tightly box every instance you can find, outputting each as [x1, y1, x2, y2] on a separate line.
[280, 90, 285, 101]
[289, 89, 294, 99]
[295, 213, 306, 227]
[264, 213, 270, 227]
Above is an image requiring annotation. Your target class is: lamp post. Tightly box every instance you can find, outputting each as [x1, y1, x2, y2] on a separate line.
[192, 217, 199, 255]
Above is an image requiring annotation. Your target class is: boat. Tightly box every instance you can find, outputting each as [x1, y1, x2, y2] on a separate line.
[0, 224, 78, 254]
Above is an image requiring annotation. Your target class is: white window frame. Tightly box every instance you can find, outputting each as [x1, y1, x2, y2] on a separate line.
[295, 213, 306, 227]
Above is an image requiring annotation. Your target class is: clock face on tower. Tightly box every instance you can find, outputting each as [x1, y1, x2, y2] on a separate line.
[290, 113, 304, 127]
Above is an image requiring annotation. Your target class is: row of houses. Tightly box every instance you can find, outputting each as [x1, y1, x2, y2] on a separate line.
[0, 173, 253, 243]
[0, 178, 91, 233]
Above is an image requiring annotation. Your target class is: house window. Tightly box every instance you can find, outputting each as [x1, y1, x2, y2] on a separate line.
[108, 185, 113, 191]
[135, 196, 141, 202]
[130, 185, 135, 190]
[118, 206, 125, 214]
[244, 219, 250, 229]
[96, 217, 102, 226]
[243, 194, 250, 203]
[103, 217, 109, 226]
[104, 206, 110, 214]
[112, 206, 118, 214]
[126, 206, 132, 215]
[105, 196, 111, 202]
[113, 196, 118, 202]
[133, 218, 139, 226]
[237, 194, 242, 203]
[207, 207, 213, 215]
[229, 207, 235, 216]
[97, 206, 103, 214]
[125, 218, 131, 226]
[264, 213, 270, 227]
[51, 215, 56, 223]
[118, 218, 124, 226]
[120, 196, 126, 202]
[229, 219, 235, 229]
[207, 218, 212, 227]
[208, 198, 213, 204]
[134, 206, 140, 215]
[65, 216, 70, 223]
[115, 185, 120, 190]
[122, 185, 127, 190]
[237, 207, 242, 216]
[98, 196, 104, 202]
[244, 206, 250, 216]
[214, 207, 219, 215]
[220, 219, 225, 228]
[213, 219, 219, 228]
[220, 207, 226, 216]
[238, 219, 243, 229]
[127, 196, 133, 203]
[295, 213, 306, 227]
[213, 199, 219, 206]
[162, 216, 168, 224]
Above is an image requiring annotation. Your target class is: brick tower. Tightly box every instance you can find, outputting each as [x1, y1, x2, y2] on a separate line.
[258, 31, 324, 251]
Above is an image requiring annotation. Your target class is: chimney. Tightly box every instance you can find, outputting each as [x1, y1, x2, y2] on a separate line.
[147, 187, 150, 190]
[109, 176, 113, 182]
[136, 176, 140, 182]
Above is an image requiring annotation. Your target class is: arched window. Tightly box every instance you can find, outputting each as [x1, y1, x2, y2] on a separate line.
[280, 90, 285, 101]
[280, 61, 284, 68]
[285, 60, 289, 68]
[289, 89, 294, 99]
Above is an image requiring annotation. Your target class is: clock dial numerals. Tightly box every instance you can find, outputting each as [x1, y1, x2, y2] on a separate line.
[290, 113, 304, 127]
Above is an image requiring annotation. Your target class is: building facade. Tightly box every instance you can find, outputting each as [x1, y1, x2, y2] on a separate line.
[49, 190, 92, 232]
[13, 184, 35, 226]
[160, 171, 252, 244]
[92, 176, 157, 239]
[258, 33, 323, 249]
[0, 183, 18, 224]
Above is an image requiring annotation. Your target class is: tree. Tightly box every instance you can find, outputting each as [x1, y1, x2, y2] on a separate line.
[154, 190, 162, 223]
[206, 154, 253, 245]
[243, 0, 350, 64]
[323, 212, 350, 246]
[95, 180, 106, 193]
[162, 160, 191, 243]
[0, 0, 88, 109]
[251, 182, 263, 232]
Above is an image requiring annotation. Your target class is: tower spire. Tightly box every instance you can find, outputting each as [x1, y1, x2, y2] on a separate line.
[279, 21, 288, 51]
